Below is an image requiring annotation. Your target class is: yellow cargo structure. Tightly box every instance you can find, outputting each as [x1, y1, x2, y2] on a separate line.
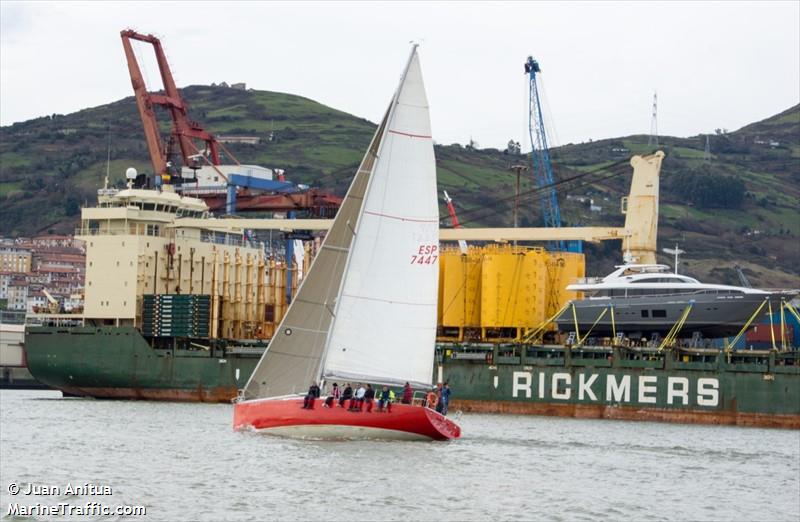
[438, 245, 584, 342]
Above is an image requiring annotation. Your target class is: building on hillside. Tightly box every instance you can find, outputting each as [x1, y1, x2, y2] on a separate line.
[0, 272, 12, 300]
[31, 235, 80, 249]
[0, 236, 86, 312]
[0, 247, 32, 273]
[26, 291, 50, 314]
[6, 279, 28, 311]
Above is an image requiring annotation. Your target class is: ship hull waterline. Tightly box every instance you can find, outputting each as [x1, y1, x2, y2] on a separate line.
[24, 326, 260, 403]
[233, 396, 461, 441]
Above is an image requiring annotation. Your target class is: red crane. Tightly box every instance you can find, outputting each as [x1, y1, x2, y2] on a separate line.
[120, 29, 230, 180]
[443, 191, 468, 254]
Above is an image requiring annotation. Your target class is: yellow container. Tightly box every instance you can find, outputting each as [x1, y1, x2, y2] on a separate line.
[440, 249, 481, 327]
[437, 245, 585, 340]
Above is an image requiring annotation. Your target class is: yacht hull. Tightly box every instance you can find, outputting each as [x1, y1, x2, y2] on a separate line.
[556, 293, 791, 338]
[233, 396, 461, 441]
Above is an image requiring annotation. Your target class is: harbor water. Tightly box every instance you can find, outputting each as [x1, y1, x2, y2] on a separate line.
[1, 389, 798, 521]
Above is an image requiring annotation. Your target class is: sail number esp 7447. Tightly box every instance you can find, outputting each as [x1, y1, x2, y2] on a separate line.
[411, 245, 438, 265]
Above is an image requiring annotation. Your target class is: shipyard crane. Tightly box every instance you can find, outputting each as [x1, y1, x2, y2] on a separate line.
[42, 289, 62, 314]
[121, 30, 232, 181]
[524, 56, 581, 253]
[120, 29, 341, 219]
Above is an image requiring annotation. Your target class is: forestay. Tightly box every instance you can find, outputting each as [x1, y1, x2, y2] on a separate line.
[321, 48, 439, 388]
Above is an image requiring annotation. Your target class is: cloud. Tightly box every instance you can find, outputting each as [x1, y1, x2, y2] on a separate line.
[1, 1, 798, 149]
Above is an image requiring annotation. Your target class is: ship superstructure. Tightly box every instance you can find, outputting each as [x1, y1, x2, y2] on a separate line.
[77, 186, 294, 340]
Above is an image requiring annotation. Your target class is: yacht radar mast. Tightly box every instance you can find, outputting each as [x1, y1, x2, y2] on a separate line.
[662, 243, 685, 274]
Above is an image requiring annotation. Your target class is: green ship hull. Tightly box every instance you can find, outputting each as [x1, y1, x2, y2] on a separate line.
[25, 328, 800, 428]
[25, 326, 262, 402]
[441, 345, 800, 429]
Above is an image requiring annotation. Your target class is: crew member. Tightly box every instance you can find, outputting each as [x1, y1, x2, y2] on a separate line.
[339, 383, 353, 408]
[401, 382, 413, 404]
[364, 383, 375, 412]
[425, 388, 438, 410]
[441, 382, 451, 416]
[324, 383, 340, 408]
[302, 382, 321, 409]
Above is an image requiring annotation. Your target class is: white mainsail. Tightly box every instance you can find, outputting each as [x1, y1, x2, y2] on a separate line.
[241, 46, 437, 399]
[321, 49, 439, 388]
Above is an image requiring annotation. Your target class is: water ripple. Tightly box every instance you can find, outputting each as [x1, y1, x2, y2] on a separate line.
[1, 390, 798, 521]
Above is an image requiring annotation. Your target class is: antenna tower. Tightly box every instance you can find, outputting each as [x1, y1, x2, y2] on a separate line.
[648, 91, 658, 147]
[703, 135, 711, 162]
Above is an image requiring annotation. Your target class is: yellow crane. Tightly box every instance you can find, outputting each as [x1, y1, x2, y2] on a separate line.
[171, 152, 664, 264]
[42, 289, 62, 314]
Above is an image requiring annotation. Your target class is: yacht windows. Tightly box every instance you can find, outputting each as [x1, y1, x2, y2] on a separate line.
[641, 310, 649, 318]
[652, 310, 667, 318]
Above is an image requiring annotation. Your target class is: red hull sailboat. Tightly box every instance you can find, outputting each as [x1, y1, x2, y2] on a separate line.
[234, 397, 461, 441]
[233, 46, 460, 441]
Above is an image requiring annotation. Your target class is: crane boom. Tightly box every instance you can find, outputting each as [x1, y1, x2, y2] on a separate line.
[443, 190, 468, 254]
[120, 29, 228, 179]
[524, 56, 581, 253]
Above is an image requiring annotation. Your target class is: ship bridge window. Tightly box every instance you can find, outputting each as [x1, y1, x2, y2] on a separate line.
[142, 203, 156, 211]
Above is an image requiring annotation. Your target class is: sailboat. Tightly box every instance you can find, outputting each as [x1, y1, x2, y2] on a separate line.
[233, 46, 461, 441]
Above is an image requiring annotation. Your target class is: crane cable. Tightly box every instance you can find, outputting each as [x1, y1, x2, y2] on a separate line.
[443, 158, 632, 228]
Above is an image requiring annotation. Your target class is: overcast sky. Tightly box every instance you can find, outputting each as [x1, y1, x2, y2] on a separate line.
[1, 1, 798, 149]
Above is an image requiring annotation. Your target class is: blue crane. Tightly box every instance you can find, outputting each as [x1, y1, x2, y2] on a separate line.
[524, 56, 582, 253]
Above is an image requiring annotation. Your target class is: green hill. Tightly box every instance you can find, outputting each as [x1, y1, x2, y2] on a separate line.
[0, 86, 797, 287]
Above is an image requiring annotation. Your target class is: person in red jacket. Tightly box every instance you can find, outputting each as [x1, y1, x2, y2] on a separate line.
[402, 382, 413, 404]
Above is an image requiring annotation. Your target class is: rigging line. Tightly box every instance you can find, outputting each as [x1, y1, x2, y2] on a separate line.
[450, 165, 630, 228]
[439, 158, 631, 223]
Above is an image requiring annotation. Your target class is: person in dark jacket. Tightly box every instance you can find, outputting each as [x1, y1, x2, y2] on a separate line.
[441, 382, 451, 416]
[302, 382, 321, 409]
[434, 382, 444, 413]
[401, 382, 413, 404]
[339, 383, 353, 408]
[364, 384, 375, 412]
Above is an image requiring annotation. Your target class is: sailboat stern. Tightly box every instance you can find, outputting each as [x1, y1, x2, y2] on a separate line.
[233, 397, 461, 441]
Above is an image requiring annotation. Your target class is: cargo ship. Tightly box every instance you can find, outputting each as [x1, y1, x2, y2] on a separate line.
[22, 150, 800, 428]
[441, 343, 800, 429]
[23, 178, 304, 400]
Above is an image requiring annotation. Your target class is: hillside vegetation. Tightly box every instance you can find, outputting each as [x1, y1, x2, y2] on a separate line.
[0, 85, 797, 287]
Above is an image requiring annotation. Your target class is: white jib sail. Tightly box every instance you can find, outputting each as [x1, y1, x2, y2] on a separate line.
[321, 48, 439, 388]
